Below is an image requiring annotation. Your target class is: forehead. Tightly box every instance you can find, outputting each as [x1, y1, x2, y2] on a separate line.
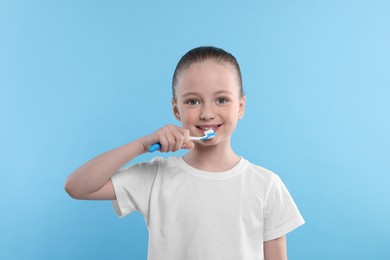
[175, 60, 239, 96]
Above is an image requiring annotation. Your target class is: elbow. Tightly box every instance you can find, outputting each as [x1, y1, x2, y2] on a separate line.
[64, 179, 81, 199]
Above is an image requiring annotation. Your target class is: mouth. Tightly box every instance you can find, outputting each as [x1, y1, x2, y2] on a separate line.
[196, 124, 221, 132]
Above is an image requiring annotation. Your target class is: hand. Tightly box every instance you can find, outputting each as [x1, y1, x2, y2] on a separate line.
[142, 124, 194, 153]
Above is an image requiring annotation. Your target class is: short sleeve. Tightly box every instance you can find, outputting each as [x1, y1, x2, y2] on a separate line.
[263, 173, 305, 241]
[111, 157, 159, 218]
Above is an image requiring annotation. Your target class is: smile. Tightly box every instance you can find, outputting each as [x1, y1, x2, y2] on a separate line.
[196, 125, 221, 132]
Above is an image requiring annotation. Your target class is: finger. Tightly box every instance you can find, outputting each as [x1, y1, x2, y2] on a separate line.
[164, 129, 176, 152]
[158, 134, 169, 153]
[181, 128, 191, 142]
[172, 130, 185, 152]
[180, 128, 191, 149]
[182, 141, 194, 150]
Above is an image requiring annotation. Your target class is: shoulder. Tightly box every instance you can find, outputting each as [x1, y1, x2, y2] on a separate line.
[117, 156, 182, 176]
[113, 156, 167, 181]
[244, 159, 276, 183]
[118, 156, 167, 172]
[243, 159, 279, 196]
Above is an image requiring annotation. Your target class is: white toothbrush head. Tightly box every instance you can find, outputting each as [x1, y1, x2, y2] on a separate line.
[189, 130, 216, 141]
[199, 129, 216, 140]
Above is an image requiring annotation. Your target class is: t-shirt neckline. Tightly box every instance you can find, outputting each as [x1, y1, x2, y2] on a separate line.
[173, 156, 247, 180]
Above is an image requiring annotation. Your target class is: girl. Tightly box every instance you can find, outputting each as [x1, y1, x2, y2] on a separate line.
[65, 46, 304, 260]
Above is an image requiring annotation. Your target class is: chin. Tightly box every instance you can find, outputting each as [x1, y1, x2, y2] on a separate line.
[198, 138, 226, 148]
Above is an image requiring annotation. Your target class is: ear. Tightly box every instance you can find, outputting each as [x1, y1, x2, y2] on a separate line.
[238, 96, 246, 120]
[172, 98, 181, 121]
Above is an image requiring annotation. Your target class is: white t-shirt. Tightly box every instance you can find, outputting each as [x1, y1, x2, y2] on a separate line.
[111, 156, 304, 260]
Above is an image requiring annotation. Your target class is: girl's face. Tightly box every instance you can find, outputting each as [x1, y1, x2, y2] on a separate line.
[172, 60, 246, 147]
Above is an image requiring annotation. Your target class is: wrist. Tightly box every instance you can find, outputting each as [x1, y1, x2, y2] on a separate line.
[135, 136, 150, 154]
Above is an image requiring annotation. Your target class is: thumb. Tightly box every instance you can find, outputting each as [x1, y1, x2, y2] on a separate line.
[182, 141, 194, 150]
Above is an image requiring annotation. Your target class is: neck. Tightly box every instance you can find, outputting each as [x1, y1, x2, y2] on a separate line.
[183, 141, 240, 172]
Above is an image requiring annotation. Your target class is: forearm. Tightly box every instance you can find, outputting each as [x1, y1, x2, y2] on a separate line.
[65, 137, 146, 198]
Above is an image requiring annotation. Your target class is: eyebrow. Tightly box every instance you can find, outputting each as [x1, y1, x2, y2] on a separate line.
[181, 92, 200, 98]
[214, 90, 234, 96]
[181, 90, 234, 98]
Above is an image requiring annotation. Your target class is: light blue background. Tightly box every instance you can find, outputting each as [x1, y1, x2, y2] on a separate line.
[1, 0, 389, 259]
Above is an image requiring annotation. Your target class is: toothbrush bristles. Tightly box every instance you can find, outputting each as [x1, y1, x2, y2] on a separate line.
[204, 129, 216, 139]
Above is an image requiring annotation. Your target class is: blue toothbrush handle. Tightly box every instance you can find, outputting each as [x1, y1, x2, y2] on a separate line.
[148, 143, 161, 153]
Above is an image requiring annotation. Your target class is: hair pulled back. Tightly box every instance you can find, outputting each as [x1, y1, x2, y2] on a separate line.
[172, 46, 244, 99]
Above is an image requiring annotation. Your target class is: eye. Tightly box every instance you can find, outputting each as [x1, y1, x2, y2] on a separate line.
[217, 97, 229, 104]
[185, 99, 200, 105]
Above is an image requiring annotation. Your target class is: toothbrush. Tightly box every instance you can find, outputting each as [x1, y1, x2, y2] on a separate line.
[148, 129, 216, 152]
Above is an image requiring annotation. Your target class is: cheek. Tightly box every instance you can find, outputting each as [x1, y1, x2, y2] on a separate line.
[178, 108, 197, 122]
[226, 105, 240, 117]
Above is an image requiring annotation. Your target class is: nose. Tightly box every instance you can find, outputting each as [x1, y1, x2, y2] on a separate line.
[200, 103, 215, 120]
